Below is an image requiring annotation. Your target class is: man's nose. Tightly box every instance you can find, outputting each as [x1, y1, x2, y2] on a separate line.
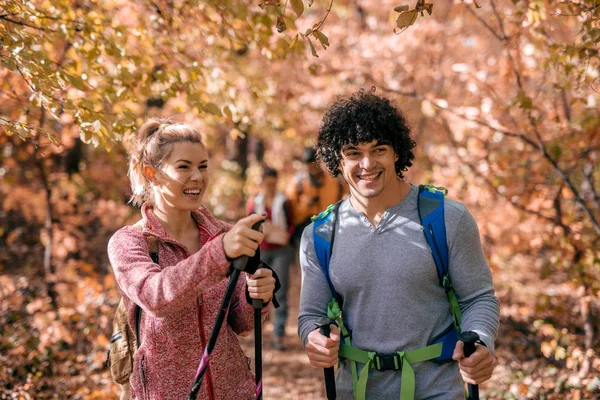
[359, 154, 375, 169]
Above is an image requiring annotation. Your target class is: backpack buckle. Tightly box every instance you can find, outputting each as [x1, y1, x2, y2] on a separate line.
[442, 275, 452, 293]
[374, 353, 402, 371]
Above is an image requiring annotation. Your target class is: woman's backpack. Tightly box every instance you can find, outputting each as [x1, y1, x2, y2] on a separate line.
[105, 235, 158, 386]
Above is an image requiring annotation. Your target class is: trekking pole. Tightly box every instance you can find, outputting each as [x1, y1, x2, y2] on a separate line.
[458, 331, 480, 400]
[189, 221, 263, 400]
[315, 317, 336, 400]
[253, 297, 263, 400]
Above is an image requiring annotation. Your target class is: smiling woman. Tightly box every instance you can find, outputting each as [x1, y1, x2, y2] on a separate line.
[107, 118, 278, 400]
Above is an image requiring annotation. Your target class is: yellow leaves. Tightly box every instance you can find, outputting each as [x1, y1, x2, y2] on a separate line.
[289, 34, 299, 49]
[203, 102, 222, 116]
[394, 12, 418, 30]
[527, 0, 547, 26]
[307, 36, 318, 57]
[314, 31, 329, 50]
[393, 0, 431, 33]
[290, 0, 304, 18]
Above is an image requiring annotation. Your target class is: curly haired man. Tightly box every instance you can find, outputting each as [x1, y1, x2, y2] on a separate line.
[298, 89, 500, 399]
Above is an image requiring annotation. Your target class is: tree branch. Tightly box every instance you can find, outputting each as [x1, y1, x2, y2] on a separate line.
[0, 14, 54, 31]
[464, 3, 504, 41]
[440, 119, 558, 224]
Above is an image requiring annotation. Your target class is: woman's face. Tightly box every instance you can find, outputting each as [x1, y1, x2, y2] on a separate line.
[151, 142, 209, 212]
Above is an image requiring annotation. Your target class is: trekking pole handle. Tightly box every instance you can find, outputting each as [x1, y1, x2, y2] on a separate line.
[250, 219, 265, 310]
[315, 317, 337, 400]
[458, 331, 480, 400]
[253, 299, 263, 308]
[232, 220, 264, 272]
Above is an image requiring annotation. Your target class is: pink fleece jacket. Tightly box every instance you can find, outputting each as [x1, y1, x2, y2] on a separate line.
[107, 203, 269, 400]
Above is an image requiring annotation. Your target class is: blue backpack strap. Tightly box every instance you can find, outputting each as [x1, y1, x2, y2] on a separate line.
[417, 185, 449, 286]
[418, 185, 463, 361]
[312, 201, 343, 307]
[431, 322, 459, 361]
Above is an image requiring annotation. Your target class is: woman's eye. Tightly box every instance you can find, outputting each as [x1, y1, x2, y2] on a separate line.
[199, 165, 207, 170]
[178, 165, 189, 169]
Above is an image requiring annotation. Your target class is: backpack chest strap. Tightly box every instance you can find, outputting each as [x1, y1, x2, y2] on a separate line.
[339, 342, 443, 400]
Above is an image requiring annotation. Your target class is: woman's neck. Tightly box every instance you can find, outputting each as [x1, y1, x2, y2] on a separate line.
[152, 203, 196, 240]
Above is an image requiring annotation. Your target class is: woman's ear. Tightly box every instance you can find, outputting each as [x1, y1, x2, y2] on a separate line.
[143, 165, 156, 184]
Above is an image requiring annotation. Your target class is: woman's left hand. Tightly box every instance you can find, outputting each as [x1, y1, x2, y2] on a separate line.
[246, 268, 276, 303]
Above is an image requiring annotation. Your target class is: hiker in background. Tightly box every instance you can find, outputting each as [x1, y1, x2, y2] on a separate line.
[285, 146, 346, 251]
[298, 89, 500, 399]
[107, 118, 277, 399]
[246, 166, 294, 350]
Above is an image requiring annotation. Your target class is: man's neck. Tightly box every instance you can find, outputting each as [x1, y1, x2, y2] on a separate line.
[349, 181, 411, 225]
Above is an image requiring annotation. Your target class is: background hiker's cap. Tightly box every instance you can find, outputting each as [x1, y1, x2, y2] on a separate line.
[301, 147, 317, 163]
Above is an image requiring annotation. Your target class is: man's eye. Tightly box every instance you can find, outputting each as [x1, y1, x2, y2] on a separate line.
[199, 165, 207, 170]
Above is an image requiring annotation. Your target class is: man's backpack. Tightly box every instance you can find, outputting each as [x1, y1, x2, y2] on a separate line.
[105, 235, 158, 385]
[311, 185, 464, 400]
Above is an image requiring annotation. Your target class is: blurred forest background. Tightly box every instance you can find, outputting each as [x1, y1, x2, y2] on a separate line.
[1, 0, 599, 398]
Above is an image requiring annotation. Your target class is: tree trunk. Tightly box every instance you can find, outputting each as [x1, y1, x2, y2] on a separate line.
[35, 107, 59, 309]
[37, 157, 59, 309]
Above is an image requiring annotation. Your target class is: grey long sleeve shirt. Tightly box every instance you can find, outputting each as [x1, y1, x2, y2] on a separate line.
[298, 184, 500, 399]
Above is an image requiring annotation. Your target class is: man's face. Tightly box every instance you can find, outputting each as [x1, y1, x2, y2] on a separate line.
[339, 140, 397, 201]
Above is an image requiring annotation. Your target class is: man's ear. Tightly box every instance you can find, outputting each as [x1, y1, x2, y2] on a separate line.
[143, 165, 156, 183]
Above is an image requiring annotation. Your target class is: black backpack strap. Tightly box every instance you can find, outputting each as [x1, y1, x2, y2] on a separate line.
[147, 235, 159, 263]
[134, 235, 159, 349]
[134, 305, 142, 350]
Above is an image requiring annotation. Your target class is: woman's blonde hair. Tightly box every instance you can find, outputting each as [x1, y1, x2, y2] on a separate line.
[128, 118, 204, 207]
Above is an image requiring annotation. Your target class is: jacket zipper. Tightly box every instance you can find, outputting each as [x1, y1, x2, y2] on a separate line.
[198, 294, 215, 400]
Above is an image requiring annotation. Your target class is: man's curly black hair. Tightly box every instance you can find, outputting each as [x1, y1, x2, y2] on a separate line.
[316, 88, 416, 180]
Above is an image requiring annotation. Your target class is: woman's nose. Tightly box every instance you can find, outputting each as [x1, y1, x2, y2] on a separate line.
[191, 168, 204, 181]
